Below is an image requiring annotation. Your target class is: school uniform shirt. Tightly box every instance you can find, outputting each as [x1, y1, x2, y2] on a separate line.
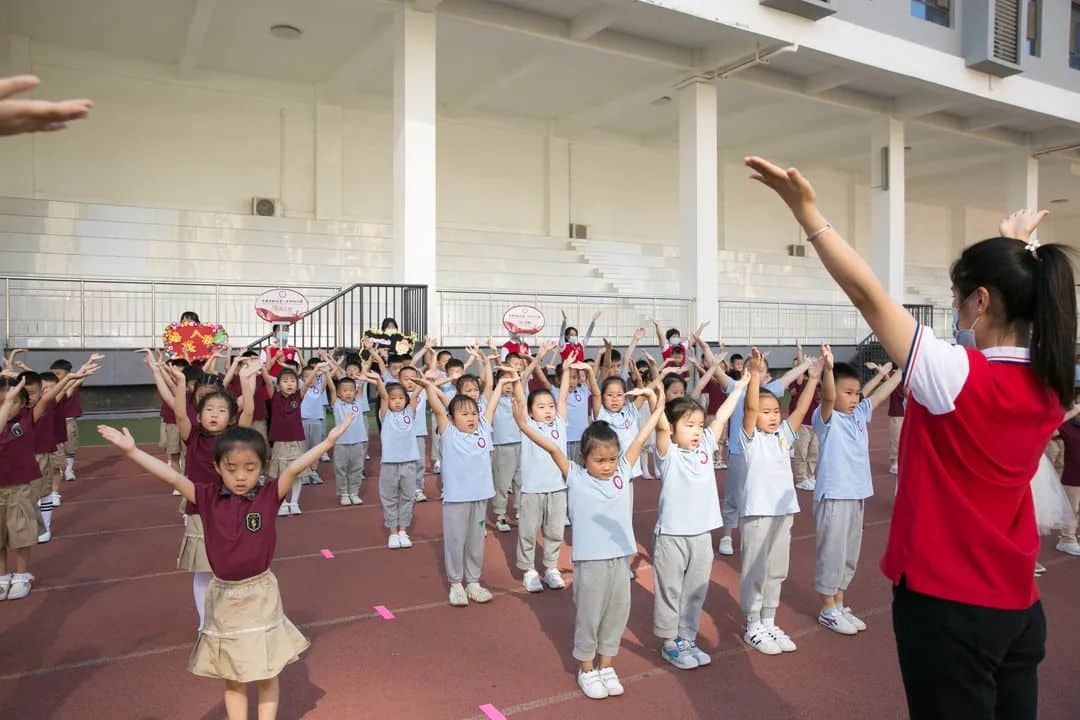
[380, 409, 420, 463]
[1059, 422, 1080, 487]
[33, 404, 59, 454]
[332, 400, 368, 445]
[597, 402, 643, 477]
[492, 395, 519, 446]
[441, 417, 496, 502]
[1, 409, 40, 486]
[500, 340, 530, 362]
[566, 458, 636, 562]
[185, 427, 222, 516]
[812, 399, 873, 502]
[160, 398, 177, 424]
[789, 378, 821, 427]
[520, 416, 568, 493]
[655, 428, 723, 535]
[888, 387, 906, 418]
[193, 478, 281, 581]
[52, 402, 67, 448]
[268, 392, 305, 442]
[227, 375, 269, 421]
[883, 329, 1062, 610]
[704, 378, 728, 416]
[726, 377, 785, 455]
[413, 392, 429, 438]
[300, 379, 327, 421]
[740, 421, 800, 517]
[60, 388, 82, 419]
[555, 385, 591, 443]
[186, 395, 198, 430]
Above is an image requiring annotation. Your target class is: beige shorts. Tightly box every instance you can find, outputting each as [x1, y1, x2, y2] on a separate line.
[33, 454, 52, 499]
[268, 441, 304, 479]
[0, 483, 39, 550]
[159, 421, 181, 456]
[61, 418, 78, 455]
[250, 419, 268, 442]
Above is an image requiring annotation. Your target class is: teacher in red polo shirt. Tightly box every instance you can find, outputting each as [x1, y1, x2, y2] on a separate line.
[260, 324, 300, 378]
[748, 156, 1076, 720]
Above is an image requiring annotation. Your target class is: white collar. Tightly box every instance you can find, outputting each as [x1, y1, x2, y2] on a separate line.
[981, 346, 1030, 364]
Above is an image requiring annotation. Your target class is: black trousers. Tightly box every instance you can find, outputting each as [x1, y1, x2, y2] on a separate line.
[892, 580, 1045, 720]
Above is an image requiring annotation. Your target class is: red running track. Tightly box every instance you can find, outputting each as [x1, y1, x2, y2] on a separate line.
[2, 419, 1079, 719]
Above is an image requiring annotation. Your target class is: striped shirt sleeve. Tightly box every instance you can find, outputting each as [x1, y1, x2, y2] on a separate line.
[902, 324, 969, 416]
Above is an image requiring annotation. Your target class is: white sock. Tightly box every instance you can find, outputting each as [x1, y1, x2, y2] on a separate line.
[65, 457, 74, 472]
[290, 481, 302, 506]
[39, 499, 53, 533]
[193, 572, 212, 630]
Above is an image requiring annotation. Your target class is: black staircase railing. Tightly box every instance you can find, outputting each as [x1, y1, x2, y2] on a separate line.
[247, 283, 427, 359]
[854, 304, 934, 380]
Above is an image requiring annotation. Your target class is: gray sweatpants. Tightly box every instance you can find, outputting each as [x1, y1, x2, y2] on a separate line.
[443, 500, 488, 584]
[721, 453, 747, 529]
[379, 461, 418, 529]
[333, 442, 367, 497]
[652, 532, 714, 641]
[491, 443, 522, 517]
[739, 513, 794, 623]
[516, 491, 567, 572]
[573, 556, 632, 661]
[813, 498, 864, 596]
[416, 437, 428, 493]
[303, 419, 326, 455]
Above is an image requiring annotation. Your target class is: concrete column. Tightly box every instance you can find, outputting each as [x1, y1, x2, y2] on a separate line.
[1004, 151, 1039, 241]
[870, 117, 905, 302]
[314, 104, 343, 220]
[392, 6, 438, 335]
[678, 79, 719, 342]
[546, 128, 569, 238]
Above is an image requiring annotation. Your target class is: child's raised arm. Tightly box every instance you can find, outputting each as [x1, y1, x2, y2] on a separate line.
[862, 361, 894, 396]
[98, 425, 196, 503]
[690, 357, 726, 401]
[277, 413, 354, 500]
[651, 318, 665, 347]
[0, 378, 25, 428]
[625, 387, 663, 469]
[513, 391, 569, 478]
[869, 370, 903, 411]
[237, 360, 262, 428]
[261, 360, 276, 399]
[775, 355, 813, 390]
[788, 356, 824, 429]
[709, 372, 751, 438]
[743, 348, 766, 439]
[623, 327, 645, 374]
[819, 344, 836, 424]
[418, 376, 449, 434]
[555, 363, 570, 421]
[169, 365, 194, 442]
[370, 371, 390, 421]
[484, 371, 516, 426]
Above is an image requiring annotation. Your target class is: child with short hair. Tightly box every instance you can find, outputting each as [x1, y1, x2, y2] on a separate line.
[225, 351, 270, 440]
[515, 388, 664, 700]
[653, 373, 750, 669]
[372, 372, 422, 549]
[789, 344, 822, 492]
[266, 367, 310, 516]
[98, 413, 353, 720]
[0, 377, 37, 600]
[397, 365, 431, 502]
[490, 349, 539, 530]
[740, 348, 823, 655]
[160, 357, 189, 472]
[48, 357, 84, 482]
[299, 364, 330, 486]
[813, 347, 900, 635]
[327, 375, 368, 506]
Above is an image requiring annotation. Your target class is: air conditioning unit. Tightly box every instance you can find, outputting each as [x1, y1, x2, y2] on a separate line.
[759, 0, 835, 21]
[963, 0, 1023, 77]
[569, 223, 589, 240]
[787, 244, 807, 258]
[252, 197, 279, 217]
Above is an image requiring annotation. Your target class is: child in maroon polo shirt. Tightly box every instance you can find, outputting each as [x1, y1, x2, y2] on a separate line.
[98, 411, 354, 720]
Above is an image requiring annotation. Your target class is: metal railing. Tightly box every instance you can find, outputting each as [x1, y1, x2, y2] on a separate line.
[716, 299, 871, 346]
[437, 289, 692, 346]
[0, 276, 344, 349]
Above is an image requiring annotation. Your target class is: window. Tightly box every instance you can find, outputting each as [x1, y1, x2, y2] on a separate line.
[1027, 0, 1040, 56]
[1072, 3, 1080, 70]
[911, 0, 950, 27]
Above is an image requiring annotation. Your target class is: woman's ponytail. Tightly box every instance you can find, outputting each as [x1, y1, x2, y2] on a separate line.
[1030, 243, 1077, 407]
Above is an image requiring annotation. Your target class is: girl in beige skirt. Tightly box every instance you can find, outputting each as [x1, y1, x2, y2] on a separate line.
[99, 410, 355, 720]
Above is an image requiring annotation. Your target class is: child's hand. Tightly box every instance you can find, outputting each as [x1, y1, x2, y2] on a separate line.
[569, 362, 592, 372]
[821, 343, 834, 370]
[326, 411, 354, 443]
[807, 356, 825, 380]
[1, 378, 26, 409]
[694, 321, 709, 338]
[747, 347, 767, 375]
[631, 327, 645, 342]
[626, 387, 655, 401]
[734, 372, 752, 389]
[999, 208, 1048, 243]
[879, 361, 894, 376]
[539, 339, 557, 354]
[560, 308, 567, 321]
[659, 365, 681, 379]
[98, 425, 136, 453]
[487, 337, 498, 352]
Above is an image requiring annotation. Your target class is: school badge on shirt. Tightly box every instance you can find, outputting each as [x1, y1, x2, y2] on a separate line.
[290, 400, 298, 409]
[245, 512, 262, 532]
[612, 474, 624, 490]
[10, 423, 23, 438]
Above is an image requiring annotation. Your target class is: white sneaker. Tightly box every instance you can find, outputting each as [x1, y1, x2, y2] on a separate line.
[1056, 540, 1080, 556]
[37, 529, 51, 543]
[818, 608, 858, 635]
[687, 640, 711, 666]
[290, 502, 302, 516]
[172, 488, 181, 496]
[744, 622, 782, 655]
[433, 460, 441, 474]
[339, 495, 352, 506]
[889, 462, 898, 475]
[277, 502, 290, 517]
[465, 582, 492, 603]
[349, 493, 363, 505]
[795, 479, 815, 491]
[717, 535, 734, 556]
[449, 582, 468, 606]
[414, 489, 428, 502]
[64, 467, 75, 482]
[495, 516, 511, 533]
[842, 606, 867, 632]
[388, 533, 401, 549]
[0, 573, 10, 600]
[522, 569, 543, 593]
[1035, 562, 1046, 576]
[660, 638, 699, 670]
[765, 622, 797, 652]
[597, 667, 624, 696]
[320, 453, 330, 462]
[397, 531, 412, 548]
[7, 573, 33, 600]
[50, 491, 61, 507]
[542, 568, 566, 590]
[577, 669, 608, 700]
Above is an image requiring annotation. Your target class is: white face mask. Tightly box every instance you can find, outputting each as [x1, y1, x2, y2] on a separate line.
[277, 331, 289, 344]
[670, 336, 681, 345]
[567, 336, 579, 345]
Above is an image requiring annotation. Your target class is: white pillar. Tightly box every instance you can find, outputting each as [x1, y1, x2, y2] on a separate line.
[314, 104, 343, 220]
[1004, 151, 1039, 240]
[870, 117, 905, 302]
[546, 129, 569, 238]
[678, 79, 719, 342]
[393, 6, 438, 335]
